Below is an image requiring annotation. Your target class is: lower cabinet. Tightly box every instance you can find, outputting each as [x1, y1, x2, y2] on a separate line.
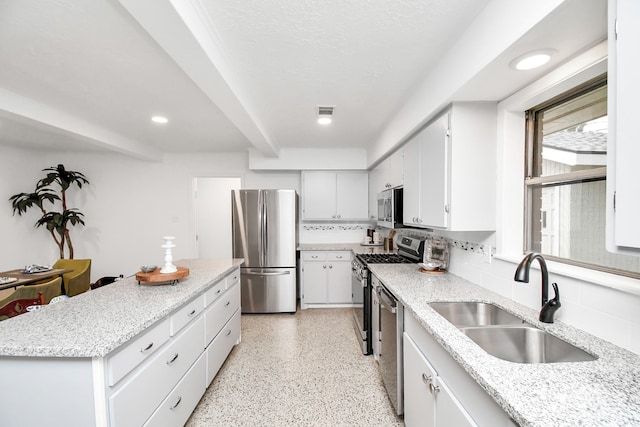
[300, 251, 352, 308]
[404, 333, 475, 427]
[106, 268, 241, 426]
[144, 353, 207, 427]
[403, 312, 516, 427]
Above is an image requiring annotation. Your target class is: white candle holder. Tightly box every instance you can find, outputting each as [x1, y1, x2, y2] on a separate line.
[160, 236, 177, 273]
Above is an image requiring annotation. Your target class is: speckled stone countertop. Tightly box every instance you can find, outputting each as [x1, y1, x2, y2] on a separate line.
[298, 243, 394, 255]
[369, 264, 640, 427]
[0, 259, 243, 358]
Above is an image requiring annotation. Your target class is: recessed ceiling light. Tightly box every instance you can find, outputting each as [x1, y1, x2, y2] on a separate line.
[317, 117, 332, 125]
[151, 116, 168, 124]
[510, 49, 556, 71]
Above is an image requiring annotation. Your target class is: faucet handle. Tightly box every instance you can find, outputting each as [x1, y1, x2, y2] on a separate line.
[551, 282, 560, 301]
[539, 282, 561, 323]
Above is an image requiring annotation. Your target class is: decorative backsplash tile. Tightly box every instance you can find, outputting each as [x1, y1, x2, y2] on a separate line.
[302, 224, 368, 231]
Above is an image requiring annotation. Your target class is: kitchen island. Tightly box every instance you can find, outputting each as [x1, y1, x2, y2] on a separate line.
[0, 258, 243, 427]
[369, 263, 640, 427]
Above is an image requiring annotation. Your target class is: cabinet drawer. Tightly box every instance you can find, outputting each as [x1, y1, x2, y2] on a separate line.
[107, 317, 171, 387]
[226, 268, 240, 289]
[302, 251, 326, 261]
[206, 309, 241, 385]
[204, 283, 241, 346]
[109, 317, 204, 427]
[204, 279, 226, 307]
[170, 295, 204, 336]
[143, 353, 206, 427]
[327, 251, 350, 261]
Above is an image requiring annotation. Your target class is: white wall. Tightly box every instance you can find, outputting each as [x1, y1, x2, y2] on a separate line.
[0, 149, 300, 281]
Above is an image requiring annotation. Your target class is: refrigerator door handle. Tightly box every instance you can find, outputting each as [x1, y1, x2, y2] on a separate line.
[261, 190, 268, 267]
[244, 270, 292, 276]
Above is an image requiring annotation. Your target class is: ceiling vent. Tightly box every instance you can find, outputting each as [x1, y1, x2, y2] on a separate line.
[317, 105, 335, 124]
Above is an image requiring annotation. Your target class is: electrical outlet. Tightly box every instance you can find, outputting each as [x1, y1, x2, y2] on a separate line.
[484, 246, 492, 264]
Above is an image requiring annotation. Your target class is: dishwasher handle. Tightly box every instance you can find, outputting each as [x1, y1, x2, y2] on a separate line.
[378, 286, 397, 314]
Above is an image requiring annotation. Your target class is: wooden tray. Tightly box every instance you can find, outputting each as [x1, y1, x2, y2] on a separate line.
[136, 267, 189, 285]
[418, 267, 446, 274]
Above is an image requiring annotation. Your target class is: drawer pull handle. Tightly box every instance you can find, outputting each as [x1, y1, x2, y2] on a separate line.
[188, 309, 196, 316]
[429, 382, 440, 394]
[225, 301, 230, 307]
[166, 353, 179, 365]
[140, 342, 154, 353]
[226, 329, 232, 336]
[336, 255, 343, 259]
[216, 289, 222, 295]
[422, 373, 432, 385]
[170, 396, 182, 410]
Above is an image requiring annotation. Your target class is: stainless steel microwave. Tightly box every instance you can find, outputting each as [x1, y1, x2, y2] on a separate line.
[377, 187, 403, 228]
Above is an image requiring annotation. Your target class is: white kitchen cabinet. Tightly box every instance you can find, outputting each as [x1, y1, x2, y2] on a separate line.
[302, 171, 369, 220]
[403, 116, 448, 228]
[403, 103, 496, 230]
[369, 150, 403, 219]
[404, 312, 516, 427]
[300, 251, 353, 308]
[607, 0, 640, 253]
[404, 333, 475, 427]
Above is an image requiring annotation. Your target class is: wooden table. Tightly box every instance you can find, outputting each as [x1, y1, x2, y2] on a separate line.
[0, 268, 73, 292]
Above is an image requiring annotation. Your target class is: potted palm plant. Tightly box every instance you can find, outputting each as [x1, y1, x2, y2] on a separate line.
[9, 164, 89, 259]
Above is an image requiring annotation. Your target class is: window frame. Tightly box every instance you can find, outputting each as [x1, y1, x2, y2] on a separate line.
[522, 75, 640, 278]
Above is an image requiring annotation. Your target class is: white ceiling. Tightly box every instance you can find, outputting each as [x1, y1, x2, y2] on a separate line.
[0, 0, 607, 162]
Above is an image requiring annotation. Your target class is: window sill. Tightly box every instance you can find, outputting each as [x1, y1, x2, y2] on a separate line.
[494, 254, 640, 297]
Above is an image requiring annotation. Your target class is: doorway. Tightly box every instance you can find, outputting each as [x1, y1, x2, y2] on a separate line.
[194, 177, 242, 259]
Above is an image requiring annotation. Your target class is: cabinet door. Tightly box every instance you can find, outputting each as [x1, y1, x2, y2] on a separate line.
[403, 137, 422, 226]
[302, 262, 328, 303]
[435, 378, 477, 427]
[336, 172, 369, 220]
[607, 0, 640, 251]
[387, 149, 404, 188]
[327, 261, 352, 303]
[420, 113, 449, 229]
[403, 333, 436, 427]
[302, 172, 337, 219]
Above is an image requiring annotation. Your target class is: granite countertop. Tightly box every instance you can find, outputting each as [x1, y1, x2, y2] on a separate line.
[0, 259, 244, 358]
[369, 264, 640, 427]
[298, 243, 394, 255]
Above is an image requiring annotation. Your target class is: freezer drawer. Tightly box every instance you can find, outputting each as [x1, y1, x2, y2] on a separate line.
[241, 267, 296, 313]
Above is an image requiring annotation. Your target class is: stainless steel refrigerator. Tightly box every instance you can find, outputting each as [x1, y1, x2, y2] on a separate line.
[231, 189, 298, 313]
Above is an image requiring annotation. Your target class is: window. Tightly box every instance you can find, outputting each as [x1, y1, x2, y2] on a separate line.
[525, 76, 640, 278]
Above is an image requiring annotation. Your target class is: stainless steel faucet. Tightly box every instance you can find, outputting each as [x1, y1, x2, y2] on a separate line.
[514, 252, 561, 323]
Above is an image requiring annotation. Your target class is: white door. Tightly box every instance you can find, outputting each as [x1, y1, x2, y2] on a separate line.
[194, 177, 242, 259]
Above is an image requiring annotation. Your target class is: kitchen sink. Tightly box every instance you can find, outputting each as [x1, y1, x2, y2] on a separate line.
[428, 301, 528, 327]
[461, 326, 597, 363]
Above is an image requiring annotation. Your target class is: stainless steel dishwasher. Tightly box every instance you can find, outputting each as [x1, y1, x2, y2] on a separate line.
[378, 282, 403, 415]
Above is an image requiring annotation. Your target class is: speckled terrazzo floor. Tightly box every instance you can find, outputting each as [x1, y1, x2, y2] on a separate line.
[186, 308, 404, 426]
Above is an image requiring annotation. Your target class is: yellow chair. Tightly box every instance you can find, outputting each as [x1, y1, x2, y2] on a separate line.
[0, 277, 63, 321]
[52, 259, 92, 297]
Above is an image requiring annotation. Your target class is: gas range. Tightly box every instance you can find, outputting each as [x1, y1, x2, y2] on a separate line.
[355, 253, 414, 264]
[351, 235, 425, 356]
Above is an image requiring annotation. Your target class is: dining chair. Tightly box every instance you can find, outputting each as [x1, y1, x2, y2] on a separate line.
[52, 259, 92, 297]
[0, 276, 63, 306]
[0, 292, 45, 320]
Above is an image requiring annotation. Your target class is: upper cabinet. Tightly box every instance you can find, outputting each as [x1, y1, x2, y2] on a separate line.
[403, 103, 496, 231]
[607, 0, 640, 253]
[381, 149, 404, 190]
[369, 149, 404, 219]
[302, 171, 369, 220]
